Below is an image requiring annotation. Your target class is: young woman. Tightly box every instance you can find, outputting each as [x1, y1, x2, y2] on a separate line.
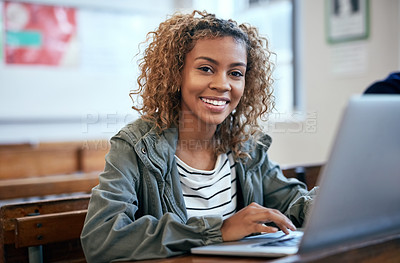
[81, 10, 316, 262]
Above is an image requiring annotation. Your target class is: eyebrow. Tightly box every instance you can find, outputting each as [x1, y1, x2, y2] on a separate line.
[195, 56, 247, 68]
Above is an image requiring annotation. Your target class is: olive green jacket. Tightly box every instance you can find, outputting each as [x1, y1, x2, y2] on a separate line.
[81, 119, 316, 262]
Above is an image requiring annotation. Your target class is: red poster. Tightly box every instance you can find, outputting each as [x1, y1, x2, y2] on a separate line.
[4, 1, 77, 66]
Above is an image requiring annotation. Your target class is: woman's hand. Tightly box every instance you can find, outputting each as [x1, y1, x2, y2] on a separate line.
[220, 202, 296, 241]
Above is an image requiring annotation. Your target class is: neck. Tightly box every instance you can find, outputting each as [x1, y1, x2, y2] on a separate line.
[178, 120, 216, 152]
[176, 116, 218, 170]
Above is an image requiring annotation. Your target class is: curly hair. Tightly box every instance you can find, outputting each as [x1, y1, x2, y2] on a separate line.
[130, 10, 274, 159]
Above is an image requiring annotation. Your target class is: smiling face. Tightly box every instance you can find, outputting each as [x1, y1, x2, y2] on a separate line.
[180, 37, 247, 131]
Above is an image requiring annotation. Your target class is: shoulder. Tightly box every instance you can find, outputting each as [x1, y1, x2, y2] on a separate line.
[120, 118, 154, 139]
[364, 71, 400, 94]
[245, 132, 272, 155]
[113, 118, 178, 150]
[239, 132, 272, 167]
[109, 118, 154, 147]
[255, 133, 272, 150]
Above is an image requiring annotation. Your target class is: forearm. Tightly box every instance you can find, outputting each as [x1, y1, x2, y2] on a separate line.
[284, 186, 319, 226]
[81, 191, 223, 262]
[262, 162, 316, 227]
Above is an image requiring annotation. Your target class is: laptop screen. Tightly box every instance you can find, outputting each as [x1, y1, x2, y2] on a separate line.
[299, 95, 400, 254]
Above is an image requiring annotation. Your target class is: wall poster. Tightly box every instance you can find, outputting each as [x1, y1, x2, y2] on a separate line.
[326, 0, 369, 44]
[3, 1, 78, 66]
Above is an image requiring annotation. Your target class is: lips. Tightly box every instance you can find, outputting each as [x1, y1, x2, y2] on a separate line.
[200, 97, 229, 106]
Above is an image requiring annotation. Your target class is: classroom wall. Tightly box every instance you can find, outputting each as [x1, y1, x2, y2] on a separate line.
[267, 0, 400, 166]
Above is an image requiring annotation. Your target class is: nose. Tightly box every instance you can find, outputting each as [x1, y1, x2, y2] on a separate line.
[209, 73, 231, 92]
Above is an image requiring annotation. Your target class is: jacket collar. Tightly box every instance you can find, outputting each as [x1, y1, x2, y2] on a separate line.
[125, 119, 178, 179]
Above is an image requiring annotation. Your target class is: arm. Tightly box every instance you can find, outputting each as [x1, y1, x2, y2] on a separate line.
[80, 135, 223, 262]
[262, 161, 318, 227]
[221, 153, 317, 241]
[239, 134, 317, 225]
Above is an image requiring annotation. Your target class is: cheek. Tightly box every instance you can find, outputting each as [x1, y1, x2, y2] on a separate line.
[228, 92, 244, 112]
[233, 84, 245, 104]
[181, 73, 203, 94]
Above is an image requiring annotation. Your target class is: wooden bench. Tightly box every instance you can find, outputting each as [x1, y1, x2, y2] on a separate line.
[0, 195, 90, 263]
[0, 140, 109, 201]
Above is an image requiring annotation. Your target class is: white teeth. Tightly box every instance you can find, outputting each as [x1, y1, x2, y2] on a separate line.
[201, 98, 227, 106]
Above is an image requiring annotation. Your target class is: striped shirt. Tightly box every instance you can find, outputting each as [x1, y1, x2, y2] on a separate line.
[176, 151, 237, 219]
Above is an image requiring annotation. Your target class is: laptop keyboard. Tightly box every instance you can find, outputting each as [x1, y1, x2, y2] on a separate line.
[257, 235, 302, 247]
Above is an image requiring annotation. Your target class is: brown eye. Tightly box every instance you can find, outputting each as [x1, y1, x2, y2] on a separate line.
[230, 71, 244, 77]
[198, 66, 212, 73]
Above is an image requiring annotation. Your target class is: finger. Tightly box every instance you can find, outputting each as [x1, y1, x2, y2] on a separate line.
[250, 210, 296, 233]
[275, 219, 297, 233]
[251, 209, 293, 226]
[274, 219, 297, 235]
[257, 225, 279, 234]
[276, 224, 291, 235]
[268, 210, 296, 231]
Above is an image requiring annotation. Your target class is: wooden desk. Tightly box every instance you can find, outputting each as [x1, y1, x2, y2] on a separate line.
[126, 232, 400, 263]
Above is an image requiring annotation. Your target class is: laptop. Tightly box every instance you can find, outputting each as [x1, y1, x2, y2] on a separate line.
[191, 95, 400, 257]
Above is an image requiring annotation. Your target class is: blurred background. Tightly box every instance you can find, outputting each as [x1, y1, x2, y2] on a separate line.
[0, 0, 399, 166]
